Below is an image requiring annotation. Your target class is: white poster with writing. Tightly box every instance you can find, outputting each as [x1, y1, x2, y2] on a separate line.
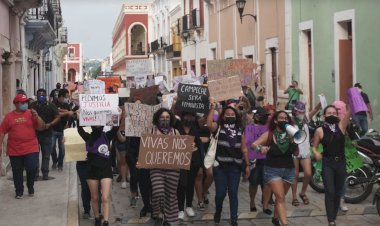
[79, 94, 119, 126]
[124, 103, 162, 137]
[83, 80, 105, 94]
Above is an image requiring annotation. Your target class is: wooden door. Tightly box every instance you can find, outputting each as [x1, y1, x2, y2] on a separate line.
[339, 40, 353, 103]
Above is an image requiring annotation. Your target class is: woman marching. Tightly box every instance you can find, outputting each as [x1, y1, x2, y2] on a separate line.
[251, 111, 299, 226]
[312, 105, 350, 226]
[150, 108, 181, 226]
[77, 124, 118, 226]
[291, 101, 321, 207]
[207, 98, 250, 226]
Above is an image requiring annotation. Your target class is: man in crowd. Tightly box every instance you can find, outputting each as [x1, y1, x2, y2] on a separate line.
[49, 82, 62, 103]
[353, 83, 373, 135]
[30, 89, 60, 180]
[284, 80, 303, 110]
[51, 89, 73, 171]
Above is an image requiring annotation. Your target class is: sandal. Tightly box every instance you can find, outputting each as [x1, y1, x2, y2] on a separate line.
[299, 193, 310, 205]
[292, 198, 300, 206]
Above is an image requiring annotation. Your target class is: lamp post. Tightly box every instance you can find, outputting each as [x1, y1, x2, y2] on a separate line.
[236, 0, 256, 23]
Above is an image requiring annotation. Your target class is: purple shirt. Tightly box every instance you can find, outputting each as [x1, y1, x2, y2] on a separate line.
[245, 123, 268, 160]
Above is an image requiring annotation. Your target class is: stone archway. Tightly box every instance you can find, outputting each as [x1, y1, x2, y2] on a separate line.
[68, 68, 76, 82]
[130, 24, 146, 55]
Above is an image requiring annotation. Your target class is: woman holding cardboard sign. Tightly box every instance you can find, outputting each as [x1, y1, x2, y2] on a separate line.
[207, 98, 250, 226]
[150, 108, 181, 226]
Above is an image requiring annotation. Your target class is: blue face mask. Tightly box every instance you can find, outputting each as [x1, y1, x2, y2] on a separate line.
[37, 95, 47, 104]
[19, 103, 28, 111]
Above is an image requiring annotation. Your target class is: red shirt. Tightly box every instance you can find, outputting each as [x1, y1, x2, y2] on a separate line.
[0, 109, 39, 156]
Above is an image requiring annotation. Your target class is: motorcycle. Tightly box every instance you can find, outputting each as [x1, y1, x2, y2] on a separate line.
[344, 129, 380, 204]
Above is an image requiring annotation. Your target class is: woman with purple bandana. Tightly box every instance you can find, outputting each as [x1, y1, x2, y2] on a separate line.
[244, 107, 272, 214]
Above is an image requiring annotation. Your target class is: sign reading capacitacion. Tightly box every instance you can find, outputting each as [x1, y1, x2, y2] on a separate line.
[79, 94, 119, 126]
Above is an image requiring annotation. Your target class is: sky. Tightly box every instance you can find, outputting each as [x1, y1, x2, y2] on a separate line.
[61, 0, 126, 60]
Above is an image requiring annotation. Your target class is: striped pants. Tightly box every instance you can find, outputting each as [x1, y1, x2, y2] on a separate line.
[150, 169, 180, 223]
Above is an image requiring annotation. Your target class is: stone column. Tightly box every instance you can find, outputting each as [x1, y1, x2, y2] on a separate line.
[2, 52, 16, 115]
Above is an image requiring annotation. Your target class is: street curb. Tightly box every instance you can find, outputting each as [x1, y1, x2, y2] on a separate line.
[67, 162, 79, 226]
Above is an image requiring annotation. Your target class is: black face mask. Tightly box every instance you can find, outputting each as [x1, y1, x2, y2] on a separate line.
[277, 121, 287, 129]
[225, 117, 236, 124]
[158, 119, 170, 129]
[325, 116, 339, 124]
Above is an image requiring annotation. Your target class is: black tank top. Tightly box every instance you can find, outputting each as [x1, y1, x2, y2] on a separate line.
[321, 124, 345, 157]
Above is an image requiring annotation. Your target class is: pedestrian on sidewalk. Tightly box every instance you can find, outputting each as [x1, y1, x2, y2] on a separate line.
[51, 89, 73, 171]
[251, 111, 299, 226]
[30, 88, 60, 180]
[0, 94, 45, 198]
[245, 107, 272, 214]
[207, 99, 251, 226]
[150, 108, 180, 226]
[77, 124, 118, 226]
[312, 105, 351, 226]
[177, 112, 205, 220]
[291, 101, 321, 207]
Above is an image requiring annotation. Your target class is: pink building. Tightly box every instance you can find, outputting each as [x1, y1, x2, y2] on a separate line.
[64, 43, 83, 82]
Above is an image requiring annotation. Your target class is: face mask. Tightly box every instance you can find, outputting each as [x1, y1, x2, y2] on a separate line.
[158, 119, 170, 129]
[325, 115, 339, 124]
[277, 121, 287, 129]
[19, 103, 28, 111]
[37, 95, 47, 104]
[225, 117, 236, 124]
[296, 114, 305, 121]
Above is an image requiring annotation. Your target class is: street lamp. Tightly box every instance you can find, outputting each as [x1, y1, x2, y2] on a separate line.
[236, 0, 256, 23]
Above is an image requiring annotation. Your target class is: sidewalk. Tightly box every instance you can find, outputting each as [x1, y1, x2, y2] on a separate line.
[0, 162, 78, 226]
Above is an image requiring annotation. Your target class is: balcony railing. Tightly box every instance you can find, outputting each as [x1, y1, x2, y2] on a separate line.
[166, 43, 181, 59]
[59, 27, 67, 43]
[150, 39, 160, 52]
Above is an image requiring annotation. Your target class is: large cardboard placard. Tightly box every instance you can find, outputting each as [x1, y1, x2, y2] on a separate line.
[137, 134, 195, 170]
[84, 80, 105, 94]
[65, 128, 88, 162]
[126, 59, 154, 89]
[96, 76, 122, 93]
[176, 84, 209, 113]
[79, 94, 119, 126]
[207, 76, 243, 102]
[124, 103, 162, 137]
[207, 59, 256, 86]
[130, 85, 159, 105]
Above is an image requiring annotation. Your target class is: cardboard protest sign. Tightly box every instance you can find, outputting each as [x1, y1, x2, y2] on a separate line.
[84, 80, 105, 94]
[207, 59, 257, 86]
[124, 103, 162, 137]
[96, 76, 121, 94]
[162, 93, 177, 109]
[65, 128, 87, 162]
[137, 134, 195, 170]
[173, 75, 201, 92]
[176, 84, 209, 113]
[347, 87, 368, 115]
[79, 94, 119, 126]
[126, 59, 153, 89]
[207, 76, 243, 102]
[130, 85, 159, 105]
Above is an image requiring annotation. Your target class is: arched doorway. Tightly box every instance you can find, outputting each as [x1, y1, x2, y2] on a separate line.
[68, 68, 76, 82]
[130, 24, 146, 55]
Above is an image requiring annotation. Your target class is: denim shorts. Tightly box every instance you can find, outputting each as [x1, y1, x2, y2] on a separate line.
[263, 165, 295, 185]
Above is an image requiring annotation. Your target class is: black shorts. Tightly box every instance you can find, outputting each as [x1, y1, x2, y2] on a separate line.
[86, 158, 113, 180]
[248, 159, 265, 187]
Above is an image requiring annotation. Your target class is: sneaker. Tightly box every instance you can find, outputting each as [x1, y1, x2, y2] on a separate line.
[42, 175, 49, 180]
[185, 207, 195, 217]
[340, 205, 348, 212]
[130, 197, 137, 208]
[231, 220, 238, 226]
[52, 163, 57, 170]
[83, 212, 91, 219]
[204, 193, 209, 205]
[198, 202, 205, 211]
[15, 194, 23, 199]
[95, 218, 101, 226]
[178, 211, 185, 220]
[121, 181, 127, 189]
[28, 188, 34, 197]
[102, 221, 109, 226]
[214, 211, 221, 224]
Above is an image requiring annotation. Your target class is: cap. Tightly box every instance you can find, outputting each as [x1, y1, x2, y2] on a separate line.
[354, 83, 362, 89]
[293, 101, 306, 112]
[13, 94, 28, 104]
[254, 107, 269, 116]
